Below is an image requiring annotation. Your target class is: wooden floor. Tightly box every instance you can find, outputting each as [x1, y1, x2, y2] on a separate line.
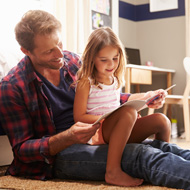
[170, 135, 189, 143]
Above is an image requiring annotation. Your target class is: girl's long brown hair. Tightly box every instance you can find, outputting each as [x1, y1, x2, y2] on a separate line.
[77, 27, 127, 88]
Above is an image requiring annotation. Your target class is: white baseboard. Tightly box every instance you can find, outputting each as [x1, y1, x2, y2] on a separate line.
[0, 136, 13, 166]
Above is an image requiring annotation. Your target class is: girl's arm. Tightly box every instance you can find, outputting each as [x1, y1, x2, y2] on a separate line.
[74, 80, 101, 124]
[128, 89, 167, 101]
[128, 89, 167, 109]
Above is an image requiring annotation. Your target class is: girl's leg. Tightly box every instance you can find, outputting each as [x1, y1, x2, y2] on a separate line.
[128, 113, 171, 143]
[102, 106, 143, 187]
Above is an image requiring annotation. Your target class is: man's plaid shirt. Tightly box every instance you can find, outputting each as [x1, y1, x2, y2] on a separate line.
[0, 50, 130, 180]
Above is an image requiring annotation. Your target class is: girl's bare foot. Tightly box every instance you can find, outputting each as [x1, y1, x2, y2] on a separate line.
[105, 167, 143, 187]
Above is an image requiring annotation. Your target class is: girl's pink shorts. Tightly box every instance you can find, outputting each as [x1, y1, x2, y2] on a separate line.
[90, 119, 106, 145]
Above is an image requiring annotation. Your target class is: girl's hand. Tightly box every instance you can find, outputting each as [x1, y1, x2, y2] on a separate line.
[144, 89, 167, 109]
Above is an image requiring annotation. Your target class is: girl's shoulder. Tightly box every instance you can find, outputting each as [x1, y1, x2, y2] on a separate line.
[113, 76, 120, 89]
[77, 77, 90, 89]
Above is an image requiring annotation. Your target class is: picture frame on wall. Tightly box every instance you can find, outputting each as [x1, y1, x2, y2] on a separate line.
[91, 0, 112, 29]
[150, 0, 178, 12]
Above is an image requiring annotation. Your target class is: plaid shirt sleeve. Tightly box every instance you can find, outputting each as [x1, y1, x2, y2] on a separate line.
[0, 81, 53, 164]
[120, 92, 131, 104]
[62, 50, 81, 83]
[0, 52, 81, 179]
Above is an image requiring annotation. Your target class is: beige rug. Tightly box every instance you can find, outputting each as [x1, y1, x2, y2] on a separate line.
[0, 175, 179, 190]
[1, 140, 188, 190]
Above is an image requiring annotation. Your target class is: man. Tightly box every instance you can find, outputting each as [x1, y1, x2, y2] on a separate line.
[0, 10, 190, 189]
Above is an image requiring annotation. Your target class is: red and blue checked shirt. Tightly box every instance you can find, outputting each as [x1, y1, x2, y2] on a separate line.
[0, 50, 130, 180]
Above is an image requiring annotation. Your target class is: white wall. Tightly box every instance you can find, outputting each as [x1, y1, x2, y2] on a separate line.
[119, 0, 186, 95]
[119, 18, 138, 48]
[118, 0, 186, 132]
[121, 0, 148, 5]
[0, 136, 13, 166]
[137, 17, 186, 93]
[119, 2, 186, 93]
[112, 0, 119, 35]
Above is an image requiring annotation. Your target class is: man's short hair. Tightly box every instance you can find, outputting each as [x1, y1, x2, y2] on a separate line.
[15, 10, 62, 52]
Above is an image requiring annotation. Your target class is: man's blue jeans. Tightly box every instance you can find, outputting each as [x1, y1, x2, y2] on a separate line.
[53, 140, 190, 189]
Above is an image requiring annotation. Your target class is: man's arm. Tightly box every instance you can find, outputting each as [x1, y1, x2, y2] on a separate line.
[0, 81, 100, 160]
[0, 82, 54, 163]
[49, 122, 100, 155]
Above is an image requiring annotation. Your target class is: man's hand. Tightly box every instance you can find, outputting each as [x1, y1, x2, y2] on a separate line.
[49, 122, 100, 156]
[67, 122, 100, 144]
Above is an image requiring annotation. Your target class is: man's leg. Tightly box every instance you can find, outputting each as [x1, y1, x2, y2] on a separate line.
[53, 143, 190, 189]
[53, 144, 107, 181]
[150, 139, 190, 159]
[122, 141, 190, 189]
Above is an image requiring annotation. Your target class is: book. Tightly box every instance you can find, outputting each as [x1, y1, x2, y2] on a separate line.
[93, 84, 176, 125]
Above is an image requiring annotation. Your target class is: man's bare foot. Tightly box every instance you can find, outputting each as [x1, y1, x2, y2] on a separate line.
[105, 168, 143, 187]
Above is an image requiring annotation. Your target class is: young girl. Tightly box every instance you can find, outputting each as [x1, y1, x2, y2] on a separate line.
[74, 27, 171, 187]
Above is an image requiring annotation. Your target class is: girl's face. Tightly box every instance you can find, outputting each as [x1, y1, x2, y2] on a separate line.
[94, 45, 119, 81]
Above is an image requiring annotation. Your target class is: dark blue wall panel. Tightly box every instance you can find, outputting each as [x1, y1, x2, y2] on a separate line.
[119, 1, 137, 21]
[119, 0, 185, 21]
